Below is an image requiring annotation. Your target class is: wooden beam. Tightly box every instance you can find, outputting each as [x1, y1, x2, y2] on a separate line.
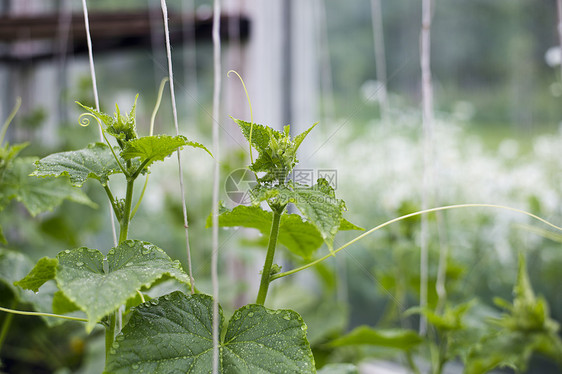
[0, 10, 250, 63]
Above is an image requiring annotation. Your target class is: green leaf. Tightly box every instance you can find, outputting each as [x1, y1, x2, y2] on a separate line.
[293, 122, 318, 153]
[0, 249, 78, 326]
[32, 143, 124, 187]
[0, 225, 5, 244]
[329, 326, 423, 350]
[52, 290, 80, 314]
[406, 301, 474, 332]
[77, 97, 138, 143]
[121, 135, 211, 168]
[55, 240, 190, 332]
[105, 292, 315, 373]
[0, 248, 36, 297]
[232, 118, 272, 152]
[209, 205, 324, 259]
[292, 179, 345, 251]
[2, 157, 96, 215]
[13, 257, 58, 293]
[339, 218, 364, 231]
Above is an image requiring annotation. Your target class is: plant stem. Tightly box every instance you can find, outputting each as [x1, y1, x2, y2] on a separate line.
[405, 351, 421, 374]
[0, 300, 17, 354]
[0, 305, 87, 322]
[256, 208, 283, 305]
[118, 179, 134, 244]
[105, 312, 116, 360]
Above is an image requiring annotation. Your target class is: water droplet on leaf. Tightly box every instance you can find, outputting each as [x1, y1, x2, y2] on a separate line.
[76, 262, 84, 267]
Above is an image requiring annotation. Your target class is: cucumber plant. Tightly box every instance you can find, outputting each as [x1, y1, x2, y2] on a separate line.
[2, 89, 364, 372]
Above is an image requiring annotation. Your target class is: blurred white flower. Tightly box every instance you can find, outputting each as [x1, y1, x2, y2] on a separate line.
[545, 46, 561, 67]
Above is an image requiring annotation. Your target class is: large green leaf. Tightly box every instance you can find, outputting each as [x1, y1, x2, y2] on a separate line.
[32, 143, 124, 187]
[105, 292, 314, 373]
[1, 157, 96, 215]
[329, 326, 423, 350]
[210, 205, 323, 259]
[55, 240, 190, 332]
[121, 135, 211, 168]
[12, 240, 190, 332]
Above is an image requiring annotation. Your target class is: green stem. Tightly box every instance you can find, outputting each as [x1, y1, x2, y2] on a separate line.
[131, 174, 150, 219]
[105, 312, 116, 360]
[0, 300, 17, 353]
[256, 208, 283, 305]
[0, 97, 21, 146]
[118, 179, 135, 244]
[131, 158, 151, 180]
[406, 351, 421, 374]
[0, 305, 87, 322]
[103, 185, 121, 221]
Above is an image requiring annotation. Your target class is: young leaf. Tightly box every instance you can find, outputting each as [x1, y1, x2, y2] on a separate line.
[13, 257, 58, 293]
[329, 326, 423, 350]
[2, 157, 96, 215]
[105, 292, 315, 373]
[55, 240, 191, 332]
[232, 118, 272, 152]
[32, 143, 124, 187]
[293, 122, 318, 153]
[77, 97, 138, 143]
[121, 134, 211, 168]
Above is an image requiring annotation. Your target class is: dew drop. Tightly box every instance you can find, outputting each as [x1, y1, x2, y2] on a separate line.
[87, 248, 97, 253]
[109, 348, 116, 355]
[283, 314, 291, 321]
[125, 262, 133, 267]
[150, 299, 159, 306]
[132, 364, 140, 370]
[126, 241, 135, 247]
[163, 294, 171, 301]
[112, 342, 120, 349]
[76, 262, 84, 267]
[248, 312, 254, 317]
[64, 250, 71, 254]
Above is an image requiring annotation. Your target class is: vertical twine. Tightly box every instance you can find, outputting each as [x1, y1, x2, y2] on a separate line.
[80, 0, 118, 247]
[211, 0, 222, 372]
[419, 0, 434, 336]
[160, 0, 196, 294]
